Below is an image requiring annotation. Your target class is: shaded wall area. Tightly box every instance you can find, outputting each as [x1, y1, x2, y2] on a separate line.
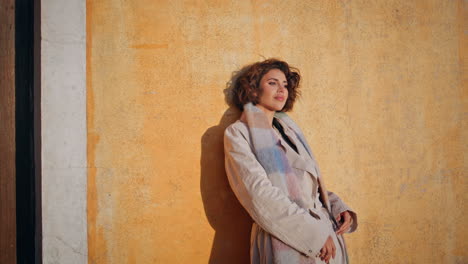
[87, 1, 467, 263]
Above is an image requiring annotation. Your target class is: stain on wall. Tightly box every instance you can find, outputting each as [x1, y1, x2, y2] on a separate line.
[87, 0, 467, 263]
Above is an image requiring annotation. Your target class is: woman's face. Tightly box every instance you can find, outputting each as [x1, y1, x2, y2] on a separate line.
[257, 69, 289, 112]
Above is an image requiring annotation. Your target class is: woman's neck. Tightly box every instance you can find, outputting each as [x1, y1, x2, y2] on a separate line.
[255, 104, 275, 126]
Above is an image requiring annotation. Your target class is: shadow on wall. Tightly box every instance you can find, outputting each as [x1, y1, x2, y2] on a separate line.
[200, 67, 254, 264]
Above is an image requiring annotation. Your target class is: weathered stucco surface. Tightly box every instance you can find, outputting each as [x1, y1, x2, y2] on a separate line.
[87, 1, 467, 263]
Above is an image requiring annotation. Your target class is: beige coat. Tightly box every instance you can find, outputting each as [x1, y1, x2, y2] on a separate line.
[224, 118, 358, 263]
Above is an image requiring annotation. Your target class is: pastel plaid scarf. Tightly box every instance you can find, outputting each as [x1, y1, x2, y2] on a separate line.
[241, 102, 326, 263]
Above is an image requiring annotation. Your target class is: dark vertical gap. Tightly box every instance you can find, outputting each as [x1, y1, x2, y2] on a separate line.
[15, 0, 39, 263]
[33, 0, 42, 263]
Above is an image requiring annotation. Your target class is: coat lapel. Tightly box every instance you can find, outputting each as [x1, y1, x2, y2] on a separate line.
[274, 118, 319, 178]
[275, 117, 332, 212]
[273, 131, 317, 178]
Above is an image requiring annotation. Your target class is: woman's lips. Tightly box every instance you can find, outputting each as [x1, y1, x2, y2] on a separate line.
[274, 96, 285, 101]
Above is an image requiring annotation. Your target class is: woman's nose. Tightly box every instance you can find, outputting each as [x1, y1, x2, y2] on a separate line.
[278, 84, 287, 92]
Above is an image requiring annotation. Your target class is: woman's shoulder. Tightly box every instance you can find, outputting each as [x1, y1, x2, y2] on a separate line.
[224, 119, 250, 142]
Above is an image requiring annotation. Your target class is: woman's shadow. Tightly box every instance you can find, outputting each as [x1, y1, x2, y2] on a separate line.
[200, 66, 254, 264]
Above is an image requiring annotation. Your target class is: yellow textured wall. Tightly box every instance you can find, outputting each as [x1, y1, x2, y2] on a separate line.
[87, 1, 467, 263]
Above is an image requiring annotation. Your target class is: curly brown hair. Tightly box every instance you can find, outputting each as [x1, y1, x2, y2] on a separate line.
[231, 58, 301, 112]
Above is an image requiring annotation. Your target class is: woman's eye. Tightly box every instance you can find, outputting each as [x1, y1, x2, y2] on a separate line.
[268, 82, 276, 85]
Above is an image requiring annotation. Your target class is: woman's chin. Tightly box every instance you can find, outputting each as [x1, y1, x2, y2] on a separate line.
[276, 104, 286, 111]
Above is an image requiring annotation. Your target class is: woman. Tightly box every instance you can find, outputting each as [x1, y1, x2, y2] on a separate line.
[223, 59, 358, 264]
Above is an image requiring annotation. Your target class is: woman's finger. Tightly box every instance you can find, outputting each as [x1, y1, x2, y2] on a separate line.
[326, 241, 335, 262]
[326, 240, 335, 262]
[336, 222, 350, 235]
[320, 247, 327, 260]
[326, 246, 332, 261]
[325, 246, 332, 262]
[335, 213, 341, 222]
[335, 223, 347, 235]
[323, 247, 329, 262]
[336, 213, 353, 235]
[332, 240, 336, 259]
[344, 212, 352, 223]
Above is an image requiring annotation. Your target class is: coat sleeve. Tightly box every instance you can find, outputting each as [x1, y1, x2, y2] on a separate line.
[224, 124, 331, 257]
[327, 191, 358, 233]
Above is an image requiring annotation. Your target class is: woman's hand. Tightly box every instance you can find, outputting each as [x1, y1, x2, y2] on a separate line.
[318, 235, 335, 263]
[335, 210, 353, 235]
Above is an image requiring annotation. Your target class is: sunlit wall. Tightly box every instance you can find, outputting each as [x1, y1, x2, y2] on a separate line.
[87, 1, 467, 263]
